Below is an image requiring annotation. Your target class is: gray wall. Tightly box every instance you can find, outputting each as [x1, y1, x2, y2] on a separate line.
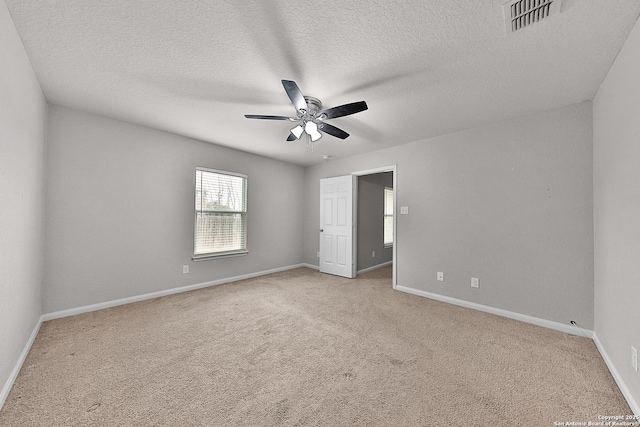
[0, 1, 46, 402]
[304, 102, 594, 327]
[593, 16, 640, 409]
[357, 172, 393, 271]
[44, 105, 305, 312]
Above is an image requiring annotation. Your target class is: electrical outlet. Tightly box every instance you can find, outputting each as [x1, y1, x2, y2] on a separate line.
[632, 346, 638, 372]
[471, 277, 479, 288]
[372, 251, 376, 258]
[400, 206, 409, 215]
[182, 265, 189, 274]
[437, 272, 444, 282]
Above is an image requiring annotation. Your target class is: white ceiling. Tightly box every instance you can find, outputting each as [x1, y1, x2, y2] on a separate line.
[6, 0, 640, 166]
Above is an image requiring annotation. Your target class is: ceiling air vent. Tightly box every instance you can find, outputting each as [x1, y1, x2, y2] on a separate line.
[504, 0, 562, 33]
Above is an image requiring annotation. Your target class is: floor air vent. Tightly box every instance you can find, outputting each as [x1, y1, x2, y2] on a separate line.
[504, 0, 562, 33]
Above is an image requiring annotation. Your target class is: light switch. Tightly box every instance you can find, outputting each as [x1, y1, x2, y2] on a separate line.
[400, 206, 409, 215]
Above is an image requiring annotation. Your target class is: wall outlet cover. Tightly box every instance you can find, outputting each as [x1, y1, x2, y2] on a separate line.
[182, 265, 189, 274]
[437, 272, 444, 281]
[471, 277, 479, 288]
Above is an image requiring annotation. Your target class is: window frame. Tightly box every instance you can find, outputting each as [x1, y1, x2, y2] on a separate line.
[384, 186, 394, 248]
[193, 167, 248, 261]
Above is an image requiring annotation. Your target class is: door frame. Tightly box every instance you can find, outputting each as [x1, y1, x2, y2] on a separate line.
[352, 165, 397, 289]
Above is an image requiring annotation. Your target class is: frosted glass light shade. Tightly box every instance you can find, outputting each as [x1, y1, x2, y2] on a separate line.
[305, 121, 322, 141]
[291, 124, 304, 139]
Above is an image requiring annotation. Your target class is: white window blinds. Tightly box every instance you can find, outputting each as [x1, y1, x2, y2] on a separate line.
[384, 187, 394, 246]
[194, 168, 247, 259]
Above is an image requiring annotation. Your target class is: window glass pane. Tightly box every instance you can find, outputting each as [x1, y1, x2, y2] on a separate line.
[196, 170, 246, 213]
[195, 212, 246, 255]
[384, 187, 393, 245]
[384, 188, 394, 215]
[384, 216, 394, 245]
[195, 168, 247, 257]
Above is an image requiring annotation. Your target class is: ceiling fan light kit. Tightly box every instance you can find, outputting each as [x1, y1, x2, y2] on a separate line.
[245, 80, 368, 152]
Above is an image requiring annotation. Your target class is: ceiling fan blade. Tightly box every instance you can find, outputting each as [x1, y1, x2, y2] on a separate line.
[244, 114, 293, 120]
[282, 80, 308, 113]
[286, 132, 298, 142]
[318, 122, 350, 139]
[320, 101, 368, 120]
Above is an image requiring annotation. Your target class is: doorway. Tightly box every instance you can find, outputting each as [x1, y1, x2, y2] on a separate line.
[353, 166, 397, 289]
[318, 166, 397, 287]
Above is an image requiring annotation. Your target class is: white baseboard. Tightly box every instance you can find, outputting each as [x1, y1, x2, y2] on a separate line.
[395, 285, 594, 338]
[593, 333, 640, 416]
[42, 263, 310, 321]
[357, 261, 393, 275]
[0, 316, 43, 410]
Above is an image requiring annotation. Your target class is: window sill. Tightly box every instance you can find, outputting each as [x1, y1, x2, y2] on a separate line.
[192, 251, 249, 261]
[384, 244, 393, 249]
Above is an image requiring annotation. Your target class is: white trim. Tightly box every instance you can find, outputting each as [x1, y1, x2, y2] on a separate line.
[395, 285, 593, 337]
[357, 261, 393, 275]
[192, 251, 248, 261]
[195, 166, 247, 180]
[391, 168, 397, 289]
[352, 166, 395, 176]
[302, 263, 319, 270]
[352, 175, 358, 279]
[42, 264, 309, 322]
[593, 333, 640, 416]
[1, 317, 43, 410]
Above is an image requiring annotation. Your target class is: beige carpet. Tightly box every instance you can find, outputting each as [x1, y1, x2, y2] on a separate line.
[0, 266, 631, 426]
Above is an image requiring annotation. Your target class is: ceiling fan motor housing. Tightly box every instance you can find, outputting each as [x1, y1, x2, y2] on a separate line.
[301, 96, 322, 119]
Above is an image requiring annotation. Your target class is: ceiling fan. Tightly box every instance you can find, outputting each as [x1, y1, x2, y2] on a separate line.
[244, 80, 368, 146]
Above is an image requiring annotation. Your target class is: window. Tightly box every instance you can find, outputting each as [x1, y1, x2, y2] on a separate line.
[384, 187, 393, 246]
[194, 168, 247, 259]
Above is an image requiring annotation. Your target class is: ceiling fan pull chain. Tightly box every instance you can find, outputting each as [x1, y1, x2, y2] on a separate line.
[306, 133, 314, 153]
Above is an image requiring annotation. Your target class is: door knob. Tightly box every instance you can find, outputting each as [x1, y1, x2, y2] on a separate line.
[319, 229, 324, 232]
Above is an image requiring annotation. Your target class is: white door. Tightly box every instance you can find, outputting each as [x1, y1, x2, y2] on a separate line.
[319, 175, 355, 278]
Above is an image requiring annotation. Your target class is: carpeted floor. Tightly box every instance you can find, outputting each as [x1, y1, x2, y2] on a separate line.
[0, 266, 632, 426]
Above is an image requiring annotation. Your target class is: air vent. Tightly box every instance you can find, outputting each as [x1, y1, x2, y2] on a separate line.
[504, 0, 562, 33]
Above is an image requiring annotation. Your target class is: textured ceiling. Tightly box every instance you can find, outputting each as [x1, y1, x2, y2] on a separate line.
[6, 0, 640, 166]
